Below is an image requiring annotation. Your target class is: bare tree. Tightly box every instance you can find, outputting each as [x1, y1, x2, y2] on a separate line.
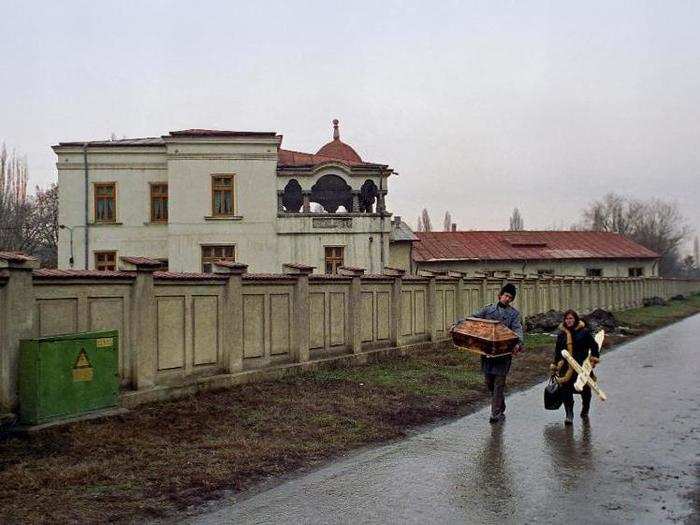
[577, 192, 690, 276]
[0, 143, 58, 267]
[31, 184, 59, 267]
[509, 208, 524, 231]
[0, 143, 30, 253]
[416, 215, 423, 232]
[443, 211, 452, 231]
[420, 208, 433, 232]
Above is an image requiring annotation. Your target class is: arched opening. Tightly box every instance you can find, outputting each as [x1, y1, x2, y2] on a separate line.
[359, 179, 378, 213]
[281, 179, 303, 213]
[310, 174, 352, 213]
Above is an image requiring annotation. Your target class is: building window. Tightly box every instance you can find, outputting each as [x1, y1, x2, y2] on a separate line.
[154, 259, 169, 271]
[325, 246, 344, 274]
[212, 175, 234, 216]
[201, 245, 235, 273]
[94, 183, 116, 222]
[150, 183, 168, 223]
[628, 267, 643, 277]
[537, 269, 554, 275]
[95, 251, 117, 271]
[586, 268, 603, 277]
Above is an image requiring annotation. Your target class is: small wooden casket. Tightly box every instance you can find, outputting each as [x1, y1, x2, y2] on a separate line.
[451, 317, 520, 357]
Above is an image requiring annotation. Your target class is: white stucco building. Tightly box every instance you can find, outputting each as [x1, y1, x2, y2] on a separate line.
[54, 121, 394, 273]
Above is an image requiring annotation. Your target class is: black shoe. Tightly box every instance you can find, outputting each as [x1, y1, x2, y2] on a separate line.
[565, 407, 574, 425]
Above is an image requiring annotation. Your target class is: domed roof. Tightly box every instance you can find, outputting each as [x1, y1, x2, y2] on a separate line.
[316, 119, 362, 163]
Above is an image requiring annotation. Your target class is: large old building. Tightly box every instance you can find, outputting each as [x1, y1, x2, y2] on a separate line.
[54, 121, 394, 273]
[406, 230, 660, 277]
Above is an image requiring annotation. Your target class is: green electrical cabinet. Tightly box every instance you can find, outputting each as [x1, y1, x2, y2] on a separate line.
[19, 330, 120, 425]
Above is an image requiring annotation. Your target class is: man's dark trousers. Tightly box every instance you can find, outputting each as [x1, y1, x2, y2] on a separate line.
[484, 373, 506, 417]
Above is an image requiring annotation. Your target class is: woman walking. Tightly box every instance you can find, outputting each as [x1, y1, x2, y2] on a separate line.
[550, 310, 601, 425]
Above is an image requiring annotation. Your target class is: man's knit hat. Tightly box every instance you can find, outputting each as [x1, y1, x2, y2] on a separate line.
[500, 283, 517, 298]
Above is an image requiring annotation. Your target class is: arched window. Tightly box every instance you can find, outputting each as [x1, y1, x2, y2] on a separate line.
[281, 179, 303, 213]
[310, 174, 352, 213]
[359, 179, 378, 213]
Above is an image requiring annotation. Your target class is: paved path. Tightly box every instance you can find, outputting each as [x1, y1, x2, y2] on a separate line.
[191, 315, 700, 524]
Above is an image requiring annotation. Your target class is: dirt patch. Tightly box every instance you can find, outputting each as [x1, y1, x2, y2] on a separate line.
[1, 294, 699, 523]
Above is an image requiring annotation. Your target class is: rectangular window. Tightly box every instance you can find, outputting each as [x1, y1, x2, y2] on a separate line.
[325, 246, 344, 274]
[201, 245, 235, 273]
[212, 175, 234, 216]
[94, 183, 116, 223]
[95, 251, 117, 271]
[628, 267, 643, 277]
[586, 268, 603, 277]
[150, 183, 168, 223]
[537, 269, 554, 275]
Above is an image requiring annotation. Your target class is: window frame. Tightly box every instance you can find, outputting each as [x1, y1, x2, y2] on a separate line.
[324, 246, 345, 274]
[201, 244, 236, 273]
[211, 174, 235, 217]
[150, 182, 169, 223]
[94, 182, 117, 223]
[94, 250, 117, 271]
[586, 268, 603, 277]
[537, 269, 554, 275]
[628, 267, 644, 277]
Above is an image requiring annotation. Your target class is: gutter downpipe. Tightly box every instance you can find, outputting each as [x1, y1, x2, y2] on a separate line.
[83, 143, 89, 269]
[379, 170, 386, 271]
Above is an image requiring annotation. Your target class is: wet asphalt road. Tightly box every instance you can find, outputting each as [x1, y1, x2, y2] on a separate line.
[191, 315, 700, 525]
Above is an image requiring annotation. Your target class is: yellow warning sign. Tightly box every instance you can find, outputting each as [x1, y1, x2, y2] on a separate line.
[96, 337, 113, 348]
[72, 349, 94, 382]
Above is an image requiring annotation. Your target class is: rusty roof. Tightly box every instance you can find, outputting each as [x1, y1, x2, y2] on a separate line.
[413, 231, 660, 262]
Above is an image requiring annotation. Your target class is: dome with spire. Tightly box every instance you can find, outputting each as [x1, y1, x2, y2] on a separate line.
[316, 119, 363, 163]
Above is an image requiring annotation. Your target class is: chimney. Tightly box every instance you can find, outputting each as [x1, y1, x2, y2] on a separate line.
[394, 216, 402, 226]
[451, 223, 457, 231]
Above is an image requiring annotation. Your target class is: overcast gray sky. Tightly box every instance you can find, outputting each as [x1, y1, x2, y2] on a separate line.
[1, 1, 698, 251]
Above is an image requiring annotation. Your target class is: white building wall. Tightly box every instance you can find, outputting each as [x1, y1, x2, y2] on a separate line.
[415, 257, 658, 277]
[56, 147, 169, 269]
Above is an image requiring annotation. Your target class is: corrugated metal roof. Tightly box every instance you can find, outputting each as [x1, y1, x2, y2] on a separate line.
[413, 231, 659, 262]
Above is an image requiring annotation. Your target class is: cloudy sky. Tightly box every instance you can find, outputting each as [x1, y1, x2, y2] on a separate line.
[1, 1, 698, 251]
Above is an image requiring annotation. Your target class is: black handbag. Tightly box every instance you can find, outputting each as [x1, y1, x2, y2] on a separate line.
[544, 376, 563, 410]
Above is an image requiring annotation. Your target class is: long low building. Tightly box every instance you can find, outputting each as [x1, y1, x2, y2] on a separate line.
[409, 230, 660, 277]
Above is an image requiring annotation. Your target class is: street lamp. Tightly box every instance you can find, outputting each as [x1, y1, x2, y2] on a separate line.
[59, 224, 74, 267]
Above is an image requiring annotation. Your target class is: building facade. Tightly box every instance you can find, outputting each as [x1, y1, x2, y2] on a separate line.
[408, 231, 660, 277]
[54, 122, 394, 273]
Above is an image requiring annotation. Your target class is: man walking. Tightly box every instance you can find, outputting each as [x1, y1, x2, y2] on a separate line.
[471, 283, 524, 423]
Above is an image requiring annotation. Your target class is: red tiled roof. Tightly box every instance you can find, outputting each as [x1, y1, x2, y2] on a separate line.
[33, 269, 135, 280]
[167, 129, 277, 138]
[412, 231, 660, 263]
[316, 139, 362, 163]
[277, 148, 385, 168]
[0, 251, 38, 263]
[153, 271, 229, 281]
[120, 256, 163, 267]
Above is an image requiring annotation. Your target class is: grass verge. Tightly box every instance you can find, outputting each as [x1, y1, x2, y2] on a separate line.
[1, 294, 699, 523]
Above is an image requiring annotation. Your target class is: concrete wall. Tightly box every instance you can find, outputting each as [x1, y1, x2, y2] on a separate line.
[2, 256, 699, 415]
[415, 258, 658, 278]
